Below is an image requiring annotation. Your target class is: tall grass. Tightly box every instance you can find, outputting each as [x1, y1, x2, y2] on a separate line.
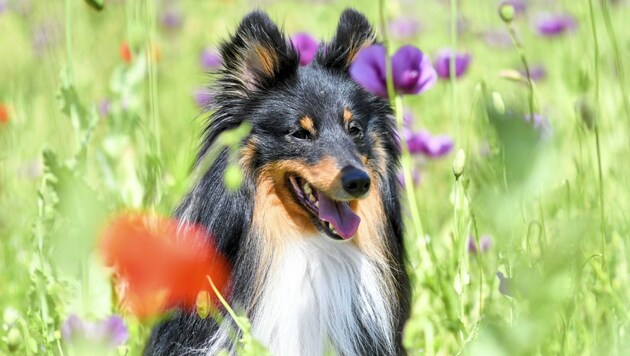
[0, 0, 628, 355]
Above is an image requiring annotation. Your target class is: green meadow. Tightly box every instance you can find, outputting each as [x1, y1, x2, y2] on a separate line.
[1, 0, 628, 354]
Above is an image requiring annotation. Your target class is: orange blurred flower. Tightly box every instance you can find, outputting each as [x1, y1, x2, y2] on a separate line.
[0, 104, 9, 124]
[99, 212, 231, 320]
[119, 42, 132, 63]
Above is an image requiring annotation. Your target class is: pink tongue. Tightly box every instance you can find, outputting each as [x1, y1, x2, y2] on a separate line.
[317, 189, 361, 239]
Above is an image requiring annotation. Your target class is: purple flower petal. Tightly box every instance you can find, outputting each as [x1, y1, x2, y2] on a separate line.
[535, 13, 577, 37]
[403, 110, 414, 128]
[61, 315, 128, 349]
[433, 48, 472, 80]
[199, 48, 222, 70]
[389, 16, 422, 39]
[194, 88, 213, 108]
[524, 113, 553, 138]
[468, 235, 493, 254]
[496, 271, 514, 297]
[161, 8, 183, 30]
[391, 45, 437, 95]
[98, 99, 111, 117]
[407, 130, 454, 158]
[349, 45, 388, 98]
[290, 32, 319, 66]
[519, 64, 547, 81]
[98, 316, 129, 347]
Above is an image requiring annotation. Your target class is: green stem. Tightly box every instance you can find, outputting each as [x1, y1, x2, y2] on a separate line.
[600, 0, 630, 124]
[64, 0, 74, 82]
[594, 126, 606, 268]
[450, 0, 458, 137]
[506, 23, 535, 121]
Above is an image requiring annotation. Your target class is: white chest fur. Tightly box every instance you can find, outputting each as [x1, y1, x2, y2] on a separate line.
[250, 237, 394, 356]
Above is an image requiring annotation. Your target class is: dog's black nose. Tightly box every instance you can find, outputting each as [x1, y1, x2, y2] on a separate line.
[341, 166, 371, 197]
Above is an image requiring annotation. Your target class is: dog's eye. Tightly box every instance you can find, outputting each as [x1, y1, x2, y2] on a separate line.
[348, 124, 363, 139]
[291, 129, 312, 140]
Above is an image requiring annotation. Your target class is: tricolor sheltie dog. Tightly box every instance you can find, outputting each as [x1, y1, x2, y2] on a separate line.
[146, 9, 410, 356]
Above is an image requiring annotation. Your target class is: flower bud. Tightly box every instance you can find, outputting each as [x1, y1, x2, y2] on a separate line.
[492, 91, 505, 115]
[452, 149, 466, 180]
[196, 291, 211, 319]
[6, 327, 21, 352]
[499, 3, 515, 23]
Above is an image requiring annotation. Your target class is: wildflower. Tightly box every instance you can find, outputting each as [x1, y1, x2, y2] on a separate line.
[524, 113, 552, 138]
[535, 13, 577, 37]
[119, 42, 132, 63]
[519, 64, 547, 82]
[98, 99, 111, 117]
[161, 8, 183, 30]
[99, 213, 231, 319]
[290, 32, 319, 66]
[61, 314, 128, 349]
[0, 103, 9, 124]
[200, 48, 222, 70]
[194, 88, 213, 108]
[388, 16, 422, 39]
[468, 235, 492, 254]
[397, 169, 421, 188]
[433, 49, 472, 80]
[406, 130, 453, 158]
[349, 45, 437, 98]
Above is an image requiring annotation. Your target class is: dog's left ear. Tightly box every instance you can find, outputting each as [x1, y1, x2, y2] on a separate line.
[219, 11, 299, 94]
[317, 9, 377, 72]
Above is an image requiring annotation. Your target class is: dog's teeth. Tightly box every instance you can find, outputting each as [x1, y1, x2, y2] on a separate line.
[331, 228, 338, 235]
[303, 183, 312, 195]
[314, 201, 319, 208]
[328, 223, 334, 230]
[308, 194, 316, 203]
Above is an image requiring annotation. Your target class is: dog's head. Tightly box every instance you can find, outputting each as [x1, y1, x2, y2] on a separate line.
[206, 9, 399, 241]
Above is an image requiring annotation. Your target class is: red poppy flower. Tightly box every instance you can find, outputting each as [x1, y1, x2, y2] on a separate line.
[0, 104, 9, 124]
[99, 212, 231, 319]
[119, 42, 132, 63]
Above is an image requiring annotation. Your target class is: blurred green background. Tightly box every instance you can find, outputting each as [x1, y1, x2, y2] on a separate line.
[1, 0, 629, 355]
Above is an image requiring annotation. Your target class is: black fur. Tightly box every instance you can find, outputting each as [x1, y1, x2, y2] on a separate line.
[145, 9, 410, 355]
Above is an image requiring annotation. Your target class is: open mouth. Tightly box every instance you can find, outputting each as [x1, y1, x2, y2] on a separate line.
[288, 175, 361, 240]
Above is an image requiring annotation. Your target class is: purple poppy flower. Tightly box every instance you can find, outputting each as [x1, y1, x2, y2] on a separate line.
[199, 48, 222, 70]
[161, 8, 183, 30]
[406, 130, 454, 158]
[500, 1, 526, 15]
[397, 169, 421, 188]
[350, 45, 436, 98]
[403, 110, 414, 128]
[61, 314, 128, 348]
[519, 64, 547, 82]
[433, 49, 472, 80]
[98, 99, 111, 117]
[194, 88, 213, 108]
[290, 32, 318, 66]
[535, 13, 577, 37]
[468, 235, 493, 254]
[388, 16, 422, 39]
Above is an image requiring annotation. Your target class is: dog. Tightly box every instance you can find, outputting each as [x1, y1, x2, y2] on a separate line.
[145, 9, 410, 356]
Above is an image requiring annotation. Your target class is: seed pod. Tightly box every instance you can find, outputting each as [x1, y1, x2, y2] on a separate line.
[196, 291, 211, 319]
[6, 327, 21, 352]
[576, 98, 595, 130]
[452, 149, 466, 180]
[499, 3, 515, 23]
[492, 92, 505, 115]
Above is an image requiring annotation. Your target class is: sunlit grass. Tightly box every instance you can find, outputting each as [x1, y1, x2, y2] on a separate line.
[1, 0, 629, 355]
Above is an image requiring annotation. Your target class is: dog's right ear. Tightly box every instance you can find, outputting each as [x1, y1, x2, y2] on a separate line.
[317, 9, 377, 73]
[218, 11, 299, 96]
